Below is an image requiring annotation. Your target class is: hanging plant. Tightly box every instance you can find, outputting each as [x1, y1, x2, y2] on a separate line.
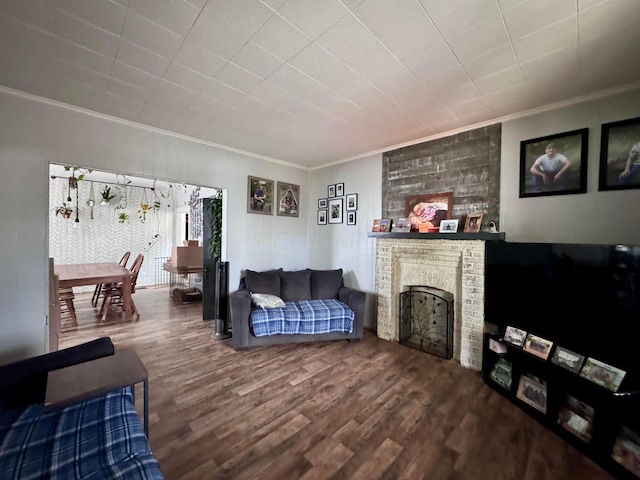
[118, 212, 129, 223]
[100, 186, 115, 205]
[54, 203, 74, 219]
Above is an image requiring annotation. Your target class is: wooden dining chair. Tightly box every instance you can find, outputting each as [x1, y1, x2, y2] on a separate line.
[92, 251, 131, 307]
[59, 287, 77, 327]
[99, 254, 144, 321]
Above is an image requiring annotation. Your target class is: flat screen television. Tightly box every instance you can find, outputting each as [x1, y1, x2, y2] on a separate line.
[485, 241, 640, 383]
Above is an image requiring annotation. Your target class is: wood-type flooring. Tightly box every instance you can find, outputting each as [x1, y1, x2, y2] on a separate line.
[60, 287, 616, 480]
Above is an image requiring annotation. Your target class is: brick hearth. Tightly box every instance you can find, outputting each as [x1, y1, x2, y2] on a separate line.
[375, 238, 486, 370]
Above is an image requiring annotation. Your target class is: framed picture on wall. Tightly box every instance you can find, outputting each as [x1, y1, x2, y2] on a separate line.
[599, 116, 640, 191]
[276, 181, 299, 217]
[328, 198, 343, 224]
[346, 211, 356, 225]
[318, 198, 328, 209]
[519, 128, 588, 198]
[346, 193, 358, 211]
[247, 176, 274, 215]
[336, 183, 344, 196]
[317, 210, 327, 225]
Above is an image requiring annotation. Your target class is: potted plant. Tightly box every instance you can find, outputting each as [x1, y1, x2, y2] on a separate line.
[100, 186, 115, 205]
[54, 203, 74, 219]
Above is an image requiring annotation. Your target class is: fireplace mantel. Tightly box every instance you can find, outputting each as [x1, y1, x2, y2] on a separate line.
[368, 232, 505, 241]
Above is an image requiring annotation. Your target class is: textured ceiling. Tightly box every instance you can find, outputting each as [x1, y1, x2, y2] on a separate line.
[1, 0, 640, 169]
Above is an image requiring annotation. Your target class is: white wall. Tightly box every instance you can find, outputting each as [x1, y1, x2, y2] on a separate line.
[0, 89, 309, 364]
[501, 88, 640, 244]
[308, 154, 382, 329]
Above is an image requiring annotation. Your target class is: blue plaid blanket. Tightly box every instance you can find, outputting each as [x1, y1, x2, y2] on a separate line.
[0, 388, 163, 479]
[251, 299, 354, 337]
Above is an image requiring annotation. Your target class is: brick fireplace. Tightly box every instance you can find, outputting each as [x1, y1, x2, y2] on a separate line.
[374, 238, 487, 370]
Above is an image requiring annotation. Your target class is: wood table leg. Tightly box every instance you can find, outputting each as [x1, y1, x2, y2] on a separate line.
[122, 275, 132, 322]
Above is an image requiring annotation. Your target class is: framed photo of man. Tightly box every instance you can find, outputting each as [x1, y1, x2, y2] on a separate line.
[247, 176, 274, 215]
[599, 116, 640, 191]
[519, 128, 588, 198]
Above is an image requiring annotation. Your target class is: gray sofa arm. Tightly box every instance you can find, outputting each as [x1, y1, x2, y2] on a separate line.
[230, 289, 252, 350]
[339, 286, 365, 338]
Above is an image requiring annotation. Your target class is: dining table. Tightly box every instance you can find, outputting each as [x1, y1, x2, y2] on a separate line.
[55, 262, 133, 322]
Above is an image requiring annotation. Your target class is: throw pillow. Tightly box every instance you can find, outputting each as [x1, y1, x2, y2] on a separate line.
[279, 270, 312, 302]
[310, 269, 343, 299]
[245, 269, 281, 296]
[251, 293, 285, 309]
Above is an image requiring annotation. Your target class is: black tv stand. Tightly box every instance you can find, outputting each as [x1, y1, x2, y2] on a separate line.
[483, 332, 640, 480]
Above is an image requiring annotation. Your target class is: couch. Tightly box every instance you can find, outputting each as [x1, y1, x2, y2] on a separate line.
[0, 338, 163, 479]
[229, 268, 365, 350]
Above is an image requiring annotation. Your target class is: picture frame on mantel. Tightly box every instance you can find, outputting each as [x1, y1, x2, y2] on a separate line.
[404, 192, 452, 233]
[519, 128, 588, 198]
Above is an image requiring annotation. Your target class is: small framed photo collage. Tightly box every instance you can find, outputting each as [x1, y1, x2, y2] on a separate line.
[489, 324, 629, 447]
[319, 183, 358, 226]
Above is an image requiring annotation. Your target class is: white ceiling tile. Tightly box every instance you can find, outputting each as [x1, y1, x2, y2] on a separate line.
[251, 13, 312, 61]
[420, 0, 502, 38]
[115, 40, 170, 77]
[250, 80, 305, 110]
[340, 0, 367, 9]
[463, 44, 518, 81]
[49, 8, 120, 58]
[288, 43, 369, 97]
[446, 19, 510, 62]
[105, 77, 152, 103]
[345, 43, 411, 88]
[277, 0, 348, 38]
[263, 63, 310, 95]
[406, 94, 447, 117]
[260, 0, 286, 10]
[484, 82, 529, 107]
[401, 42, 461, 80]
[121, 11, 183, 59]
[128, 0, 200, 37]
[513, 16, 576, 64]
[474, 66, 523, 94]
[577, 0, 608, 10]
[187, 11, 249, 60]
[0, 0, 51, 32]
[111, 61, 161, 92]
[173, 42, 227, 78]
[422, 66, 471, 95]
[438, 82, 482, 107]
[502, 0, 576, 40]
[102, 90, 145, 117]
[215, 63, 263, 92]
[55, 0, 127, 35]
[520, 45, 577, 81]
[230, 42, 284, 79]
[316, 15, 379, 62]
[147, 79, 198, 110]
[164, 63, 210, 92]
[200, 79, 245, 106]
[203, 0, 274, 38]
[185, 0, 206, 8]
[447, 97, 489, 117]
[355, 0, 440, 61]
[578, 0, 640, 40]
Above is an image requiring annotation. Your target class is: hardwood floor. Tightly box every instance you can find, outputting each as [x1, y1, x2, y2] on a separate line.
[60, 288, 615, 480]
